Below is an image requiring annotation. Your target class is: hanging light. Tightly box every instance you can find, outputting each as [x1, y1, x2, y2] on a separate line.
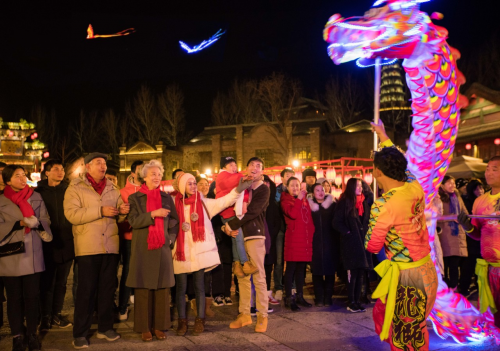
[334, 174, 342, 186]
[275, 174, 282, 185]
[43, 151, 50, 158]
[316, 169, 325, 179]
[355, 173, 362, 179]
[326, 167, 336, 181]
[364, 173, 373, 185]
[344, 173, 352, 184]
[294, 171, 303, 182]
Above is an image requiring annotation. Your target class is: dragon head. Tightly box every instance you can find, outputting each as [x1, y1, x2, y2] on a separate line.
[324, 0, 445, 67]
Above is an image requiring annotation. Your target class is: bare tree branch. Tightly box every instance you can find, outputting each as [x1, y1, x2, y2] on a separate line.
[158, 84, 186, 146]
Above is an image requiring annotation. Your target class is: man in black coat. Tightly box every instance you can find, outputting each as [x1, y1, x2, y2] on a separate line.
[35, 160, 75, 331]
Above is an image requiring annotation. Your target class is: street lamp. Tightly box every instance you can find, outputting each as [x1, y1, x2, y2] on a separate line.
[292, 160, 300, 168]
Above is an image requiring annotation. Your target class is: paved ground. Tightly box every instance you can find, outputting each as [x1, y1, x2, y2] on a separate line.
[0, 268, 498, 351]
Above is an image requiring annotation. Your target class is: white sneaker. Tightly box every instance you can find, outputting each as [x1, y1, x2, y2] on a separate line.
[118, 308, 128, 321]
[129, 295, 134, 304]
[292, 288, 297, 296]
[274, 290, 283, 301]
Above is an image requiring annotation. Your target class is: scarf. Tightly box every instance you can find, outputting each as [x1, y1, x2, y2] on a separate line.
[4, 185, 35, 233]
[355, 193, 365, 216]
[86, 173, 106, 195]
[449, 192, 459, 236]
[139, 183, 165, 250]
[174, 191, 205, 261]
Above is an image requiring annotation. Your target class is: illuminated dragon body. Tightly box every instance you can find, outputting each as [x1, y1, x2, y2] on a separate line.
[324, 0, 500, 344]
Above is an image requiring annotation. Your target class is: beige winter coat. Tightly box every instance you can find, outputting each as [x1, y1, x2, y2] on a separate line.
[172, 189, 240, 275]
[64, 175, 125, 256]
[437, 192, 468, 257]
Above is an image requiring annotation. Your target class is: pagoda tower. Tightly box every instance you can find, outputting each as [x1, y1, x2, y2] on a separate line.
[379, 60, 412, 128]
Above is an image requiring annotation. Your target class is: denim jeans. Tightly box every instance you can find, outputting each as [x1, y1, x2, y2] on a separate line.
[40, 259, 73, 317]
[176, 269, 205, 319]
[222, 216, 248, 264]
[118, 239, 132, 314]
[273, 230, 285, 291]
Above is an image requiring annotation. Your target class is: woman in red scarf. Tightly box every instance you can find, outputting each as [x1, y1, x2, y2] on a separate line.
[126, 160, 179, 342]
[173, 172, 251, 336]
[333, 178, 374, 313]
[0, 165, 52, 351]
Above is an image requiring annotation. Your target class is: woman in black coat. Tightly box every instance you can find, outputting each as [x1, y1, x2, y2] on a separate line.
[308, 183, 338, 306]
[333, 178, 373, 313]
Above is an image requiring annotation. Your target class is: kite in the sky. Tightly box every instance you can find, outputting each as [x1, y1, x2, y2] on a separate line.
[86, 24, 135, 39]
[179, 29, 225, 53]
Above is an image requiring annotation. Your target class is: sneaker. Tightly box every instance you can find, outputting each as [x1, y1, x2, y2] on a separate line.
[72, 337, 89, 349]
[224, 297, 233, 306]
[118, 307, 128, 321]
[213, 296, 225, 307]
[52, 314, 73, 328]
[356, 303, 366, 312]
[39, 315, 52, 332]
[347, 303, 361, 313]
[27, 333, 41, 351]
[268, 291, 279, 305]
[13, 335, 25, 351]
[129, 295, 135, 304]
[96, 329, 121, 342]
[274, 290, 283, 301]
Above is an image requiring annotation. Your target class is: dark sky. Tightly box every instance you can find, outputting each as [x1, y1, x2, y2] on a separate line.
[0, 0, 498, 130]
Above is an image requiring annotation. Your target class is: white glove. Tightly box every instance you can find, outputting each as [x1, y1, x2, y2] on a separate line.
[38, 231, 53, 242]
[23, 216, 39, 229]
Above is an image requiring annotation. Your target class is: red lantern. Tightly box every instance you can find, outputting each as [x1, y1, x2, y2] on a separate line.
[315, 169, 325, 179]
[8, 130, 14, 137]
[344, 174, 352, 184]
[364, 173, 373, 185]
[326, 167, 336, 181]
[43, 152, 50, 158]
[465, 143, 472, 150]
[495, 138, 500, 146]
[334, 174, 342, 186]
[33, 133, 38, 139]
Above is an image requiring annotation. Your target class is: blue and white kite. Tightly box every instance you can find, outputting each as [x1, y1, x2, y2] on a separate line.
[179, 29, 226, 54]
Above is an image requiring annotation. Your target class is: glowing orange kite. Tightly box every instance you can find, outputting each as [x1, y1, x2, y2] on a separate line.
[86, 24, 135, 39]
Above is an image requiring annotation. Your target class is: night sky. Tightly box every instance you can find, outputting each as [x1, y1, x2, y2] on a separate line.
[0, 0, 498, 132]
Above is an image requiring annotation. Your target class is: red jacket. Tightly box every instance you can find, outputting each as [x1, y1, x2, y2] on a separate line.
[281, 191, 315, 262]
[216, 171, 244, 219]
[118, 177, 141, 240]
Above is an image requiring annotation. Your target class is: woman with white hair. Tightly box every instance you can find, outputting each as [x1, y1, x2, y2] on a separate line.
[126, 160, 179, 342]
[173, 172, 252, 336]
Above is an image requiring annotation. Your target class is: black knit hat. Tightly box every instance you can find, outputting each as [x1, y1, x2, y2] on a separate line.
[220, 156, 237, 170]
[456, 178, 468, 190]
[302, 168, 316, 179]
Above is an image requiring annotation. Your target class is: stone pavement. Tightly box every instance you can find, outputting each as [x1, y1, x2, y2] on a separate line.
[0, 268, 498, 350]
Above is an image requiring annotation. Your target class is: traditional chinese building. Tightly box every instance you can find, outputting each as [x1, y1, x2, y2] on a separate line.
[0, 118, 44, 173]
[454, 83, 500, 161]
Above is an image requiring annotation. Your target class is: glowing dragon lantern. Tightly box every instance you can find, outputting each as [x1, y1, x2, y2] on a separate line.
[324, 0, 500, 344]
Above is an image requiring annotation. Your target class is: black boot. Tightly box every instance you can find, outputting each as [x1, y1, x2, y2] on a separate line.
[285, 297, 301, 311]
[27, 334, 41, 351]
[12, 335, 26, 351]
[39, 315, 51, 332]
[296, 293, 312, 307]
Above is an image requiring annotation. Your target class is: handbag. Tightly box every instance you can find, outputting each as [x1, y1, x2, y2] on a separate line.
[0, 240, 25, 257]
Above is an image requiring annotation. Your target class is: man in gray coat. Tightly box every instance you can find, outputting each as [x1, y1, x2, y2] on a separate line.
[64, 153, 129, 349]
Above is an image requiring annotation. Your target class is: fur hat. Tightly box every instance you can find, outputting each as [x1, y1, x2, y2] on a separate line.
[177, 172, 196, 196]
[220, 156, 237, 170]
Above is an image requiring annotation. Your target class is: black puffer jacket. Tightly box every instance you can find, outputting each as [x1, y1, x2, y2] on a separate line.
[333, 196, 373, 271]
[309, 195, 339, 276]
[35, 179, 75, 263]
[265, 180, 282, 265]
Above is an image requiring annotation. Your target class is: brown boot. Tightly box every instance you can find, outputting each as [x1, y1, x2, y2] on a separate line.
[205, 297, 215, 317]
[229, 313, 252, 329]
[176, 318, 188, 336]
[190, 298, 197, 317]
[233, 261, 245, 278]
[192, 317, 205, 335]
[153, 329, 166, 340]
[242, 261, 258, 275]
[255, 315, 268, 333]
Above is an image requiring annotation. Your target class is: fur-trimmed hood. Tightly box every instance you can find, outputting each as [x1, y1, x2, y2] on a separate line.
[308, 194, 334, 212]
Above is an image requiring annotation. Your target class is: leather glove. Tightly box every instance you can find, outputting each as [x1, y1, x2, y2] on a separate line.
[457, 211, 474, 232]
[23, 216, 40, 229]
[236, 178, 253, 193]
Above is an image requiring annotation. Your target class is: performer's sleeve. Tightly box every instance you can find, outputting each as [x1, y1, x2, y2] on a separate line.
[469, 198, 482, 240]
[379, 139, 416, 183]
[365, 200, 392, 253]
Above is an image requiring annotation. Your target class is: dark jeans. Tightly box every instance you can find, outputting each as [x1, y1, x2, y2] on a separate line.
[73, 254, 120, 338]
[285, 261, 306, 298]
[4, 273, 41, 335]
[176, 269, 205, 319]
[274, 231, 285, 291]
[187, 271, 211, 299]
[459, 254, 481, 294]
[40, 259, 73, 317]
[212, 262, 232, 297]
[265, 264, 273, 291]
[118, 239, 132, 314]
[348, 269, 364, 303]
[312, 274, 335, 301]
[443, 256, 467, 289]
[72, 261, 78, 305]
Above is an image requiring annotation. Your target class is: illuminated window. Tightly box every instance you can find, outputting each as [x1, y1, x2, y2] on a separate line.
[293, 147, 311, 162]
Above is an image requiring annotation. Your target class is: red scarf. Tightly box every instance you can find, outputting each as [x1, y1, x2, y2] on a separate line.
[4, 185, 35, 233]
[86, 173, 106, 195]
[174, 191, 205, 261]
[355, 193, 365, 216]
[139, 184, 165, 250]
